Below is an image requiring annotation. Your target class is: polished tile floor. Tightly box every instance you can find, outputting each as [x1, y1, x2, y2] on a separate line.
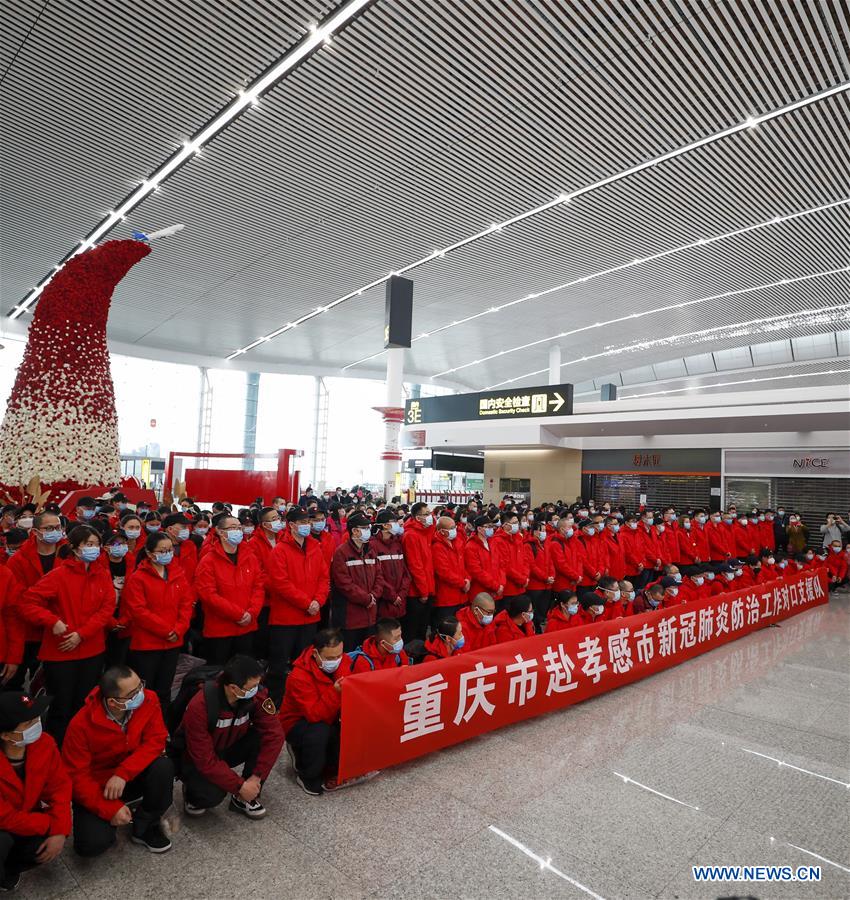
[17, 591, 850, 899]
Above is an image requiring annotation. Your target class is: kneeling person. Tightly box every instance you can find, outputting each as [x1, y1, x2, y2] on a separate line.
[180, 655, 284, 820]
[62, 667, 173, 856]
[349, 618, 409, 672]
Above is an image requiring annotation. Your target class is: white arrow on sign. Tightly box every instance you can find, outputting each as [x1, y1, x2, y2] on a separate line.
[549, 392, 565, 412]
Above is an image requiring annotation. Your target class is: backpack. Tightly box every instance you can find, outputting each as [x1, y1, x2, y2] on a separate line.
[164, 664, 222, 774]
[347, 646, 412, 671]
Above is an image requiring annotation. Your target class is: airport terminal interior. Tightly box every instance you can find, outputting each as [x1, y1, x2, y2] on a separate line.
[1, 1, 849, 898]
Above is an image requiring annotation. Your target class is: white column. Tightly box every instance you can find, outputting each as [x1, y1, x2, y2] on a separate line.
[548, 345, 561, 385]
[380, 347, 404, 499]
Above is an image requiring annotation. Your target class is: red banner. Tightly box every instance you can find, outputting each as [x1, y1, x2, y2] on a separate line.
[338, 570, 828, 780]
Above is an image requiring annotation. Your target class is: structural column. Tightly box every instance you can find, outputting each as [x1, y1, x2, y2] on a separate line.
[243, 372, 260, 470]
[376, 347, 404, 501]
[548, 345, 561, 385]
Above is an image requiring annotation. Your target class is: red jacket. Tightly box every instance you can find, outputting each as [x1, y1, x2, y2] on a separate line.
[0, 732, 71, 837]
[602, 530, 626, 580]
[265, 531, 329, 627]
[372, 533, 411, 619]
[733, 522, 759, 558]
[172, 538, 199, 587]
[657, 527, 679, 565]
[575, 607, 605, 627]
[121, 559, 194, 651]
[677, 528, 702, 565]
[326, 516, 346, 549]
[422, 634, 453, 662]
[577, 535, 606, 586]
[6, 536, 64, 642]
[244, 528, 276, 608]
[526, 536, 555, 590]
[62, 688, 167, 821]
[0, 565, 23, 665]
[620, 526, 643, 574]
[194, 541, 264, 638]
[826, 551, 848, 582]
[349, 636, 409, 673]
[18, 557, 115, 661]
[637, 525, 663, 569]
[707, 522, 733, 559]
[279, 646, 351, 734]
[606, 599, 635, 619]
[455, 606, 498, 653]
[181, 683, 284, 795]
[313, 530, 336, 568]
[493, 609, 533, 643]
[464, 535, 505, 600]
[549, 533, 581, 591]
[402, 519, 435, 597]
[491, 530, 530, 595]
[432, 534, 468, 608]
[759, 520, 776, 551]
[544, 605, 583, 632]
[330, 539, 386, 630]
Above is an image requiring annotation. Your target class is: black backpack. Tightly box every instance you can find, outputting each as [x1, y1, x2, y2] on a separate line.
[165, 664, 222, 774]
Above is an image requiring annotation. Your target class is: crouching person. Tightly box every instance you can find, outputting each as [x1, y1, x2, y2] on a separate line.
[180, 655, 283, 820]
[0, 693, 71, 892]
[62, 666, 173, 856]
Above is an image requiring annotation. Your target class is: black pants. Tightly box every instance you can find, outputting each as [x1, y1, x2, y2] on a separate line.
[343, 626, 371, 653]
[4, 641, 41, 692]
[403, 596, 432, 642]
[204, 634, 255, 666]
[43, 654, 104, 747]
[104, 632, 130, 669]
[526, 590, 551, 633]
[266, 623, 317, 706]
[631, 570, 656, 591]
[252, 606, 271, 661]
[72, 756, 174, 857]
[0, 830, 44, 882]
[182, 730, 261, 809]
[430, 604, 462, 630]
[127, 647, 180, 711]
[286, 719, 340, 792]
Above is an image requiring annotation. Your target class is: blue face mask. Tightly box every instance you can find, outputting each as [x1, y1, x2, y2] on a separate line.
[446, 527, 458, 540]
[509, 523, 519, 534]
[146, 524, 161, 533]
[388, 638, 404, 654]
[238, 684, 259, 701]
[109, 544, 129, 558]
[311, 520, 326, 533]
[296, 524, 311, 538]
[390, 522, 404, 536]
[80, 546, 100, 563]
[155, 551, 174, 566]
[226, 529, 244, 545]
[359, 527, 372, 542]
[483, 527, 494, 539]
[121, 688, 145, 711]
[176, 527, 190, 542]
[537, 531, 547, 541]
[452, 636, 465, 652]
[40, 529, 63, 544]
[80, 509, 96, 520]
[423, 514, 434, 527]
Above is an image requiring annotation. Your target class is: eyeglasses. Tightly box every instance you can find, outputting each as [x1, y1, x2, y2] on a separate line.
[115, 680, 145, 701]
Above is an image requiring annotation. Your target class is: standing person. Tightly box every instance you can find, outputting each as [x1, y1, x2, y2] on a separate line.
[17, 527, 114, 746]
[122, 533, 194, 711]
[330, 514, 385, 652]
[733, 514, 759, 559]
[0, 564, 24, 686]
[0, 693, 71, 891]
[61, 667, 173, 855]
[601, 517, 626, 582]
[820, 513, 850, 549]
[455, 593, 498, 653]
[263, 507, 329, 706]
[103, 532, 131, 669]
[464, 517, 505, 611]
[372, 511, 410, 622]
[773, 506, 789, 552]
[785, 514, 809, 554]
[621, 514, 645, 587]
[118, 514, 145, 562]
[194, 514, 264, 666]
[401, 503, 436, 642]
[326, 504, 347, 549]
[5, 512, 65, 691]
[161, 513, 199, 584]
[244, 506, 286, 662]
[707, 510, 733, 563]
[179, 656, 284, 819]
[491, 512, 531, 618]
[526, 521, 555, 628]
[309, 508, 336, 569]
[431, 516, 469, 624]
[576, 519, 606, 593]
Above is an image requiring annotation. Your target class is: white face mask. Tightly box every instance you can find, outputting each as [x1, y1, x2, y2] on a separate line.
[10, 720, 43, 747]
[694, 577, 704, 586]
[317, 654, 343, 674]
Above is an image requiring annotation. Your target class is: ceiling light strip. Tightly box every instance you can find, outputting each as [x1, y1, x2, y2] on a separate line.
[482, 300, 850, 389]
[435, 264, 850, 379]
[228, 76, 850, 360]
[618, 367, 850, 399]
[9, 0, 374, 321]
[341, 195, 850, 371]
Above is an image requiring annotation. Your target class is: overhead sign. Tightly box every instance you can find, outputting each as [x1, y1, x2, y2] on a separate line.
[405, 384, 574, 425]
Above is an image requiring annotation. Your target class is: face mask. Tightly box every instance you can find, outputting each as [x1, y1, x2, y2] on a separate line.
[670, 573, 681, 583]
[628, 590, 635, 600]
[536, 530, 547, 541]
[80, 509, 96, 520]
[10, 720, 42, 747]
[109, 545, 128, 558]
[318, 655, 342, 674]
[5, 547, 16, 557]
[80, 546, 100, 563]
[311, 521, 326, 533]
[723, 519, 733, 526]
[452, 636, 465, 651]
[578, 511, 588, 518]
[778, 561, 787, 569]
[706, 572, 715, 580]
[591, 605, 604, 616]
[627, 521, 638, 530]
[724, 572, 735, 580]
[386, 638, 404, 654]
[119, 688, 145, 711]
[683, 522, 691, 531]
[175, 528, 190, 542]
[697, 516, 706, 524]
[778, 510, 785, 516]
[584, 527, 595, 537]
[563, 528, 574, 539]
[611, 589, 621, 601]
[832, 546, 842, 554]
[759, 515, 765, 522]
[647, 597, 660, 609]
[390, 522, 403, 536]
[668, 588, 679, 598]
[460, 516, 468, 524]
[39, 529, 63, 544]
[296, 523, 311, 538]
[479, 613, 494, 626]
[740, 518, 748, 526]
[154, 550, 174, 566]
[522, 611, 534, 623]
[610, 523, 620, 533]
[694, 577, 704, 586]
[123, 527, 141, 540]
[423, 514, 434, 527]
[242, 526, 255, 536]
[17, 517, 33, 530]
[237, 684, 259, 701]
[805, 553, 813, 561]
[263, 520, 283, 534]
[644, 518, 654, 527]
[359, 528, 372, 542]
[146, 524, 161, 533]
[566, 604, 579, 615]
[483, 527, 494, 539]
[509, 523, 519, 534]
[226, 529, 244, 545]
[278, 505, 287, 513]
[446, 528, 458, 541]
[711, 516, 721, 524]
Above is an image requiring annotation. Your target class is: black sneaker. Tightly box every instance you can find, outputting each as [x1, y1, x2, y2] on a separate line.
[131, 823, 172, 853]
[285, 741, 297, 771]
[229, 795, 267, 819]
[0, 871, 21, 892]
[295, 774, 322, 796]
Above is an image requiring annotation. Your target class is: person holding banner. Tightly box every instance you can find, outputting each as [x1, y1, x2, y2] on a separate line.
[431, 517, 469, 623]
[455, 593, 498, 652]
[422, 615, 464, 662]
[493, 595, 534, 642]
[544, 591, 582, 632]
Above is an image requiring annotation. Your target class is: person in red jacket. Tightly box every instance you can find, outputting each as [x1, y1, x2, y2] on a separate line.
[0, 566, 23, 687]
[243, 506, 286, 661]
[17, 526, 115, 746]
[525, 523, 555, 627]
[576, 520, 606, 589]
[491, 512, 531, 614]
[677, 569, 707, 604]
[281, 630, 369, 796]
[122, 533, 194, 710]
[676, 516, 700, 566]
[432, 516, 470, 622]
[826, 540, 848, 588]
[264, 507, 330, 704]
[759, 511, 777, 552]
[601, 517, 626, 581]
[194, 514, 265, 666]
[464, 517, 506, 612]
[180, 655, 283, 819]
[657, 509, 680, 564]
[549, 518, 582, 594]
[422, 615, 465, 662]
[455, 593, 498, 652]
[702, 566, 726, 596]
[733, 515, 760, 559]
[330, 514, 386, 651]
[349, 618, 409, 672]
[632, 583, 665, 614]
[372, 511, 410, 623]
[401, 503, 436, 642]
[4, 512, 66, 690]
[62, 667, 173, 855]
[161, 513, 199, 587]
[493, 595, 534, 643]
[706, 512, 733, 562]
[309, 509, 336, 570]
[545, 591, 583, 632]
[0, 692, 70, 891]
